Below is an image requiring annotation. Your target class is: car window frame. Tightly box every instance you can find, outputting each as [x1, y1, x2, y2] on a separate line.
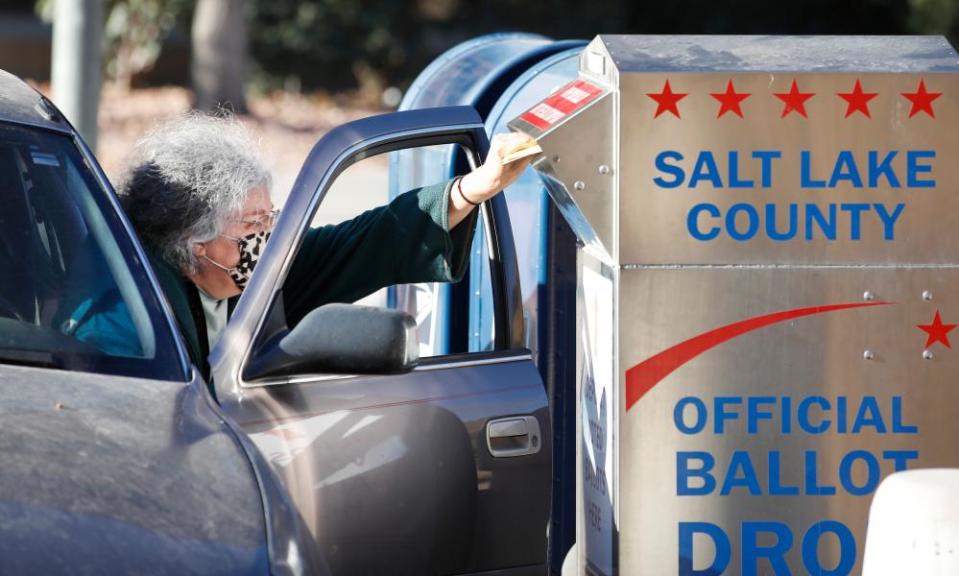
[211, 107, 528, 394]
[0, 119, 192, 381]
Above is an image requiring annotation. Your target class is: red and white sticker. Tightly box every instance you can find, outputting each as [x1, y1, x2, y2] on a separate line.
[520, 79, 604, 130]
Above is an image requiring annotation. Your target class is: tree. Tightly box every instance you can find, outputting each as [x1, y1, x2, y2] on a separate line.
[191, 0, 248, 113]
[105, 0, 186, 90]
[39, 0, 188, 91]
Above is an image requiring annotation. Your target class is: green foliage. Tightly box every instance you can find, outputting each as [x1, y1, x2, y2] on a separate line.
[33, 0, 54, 20]
[248, 0, 420, 94]
[36, 0, 190, 87]
[909, 0, 959, 40]
[104, 0, 191, 87]
[248, 0, 959, 93]
[36, 0, 959, 94]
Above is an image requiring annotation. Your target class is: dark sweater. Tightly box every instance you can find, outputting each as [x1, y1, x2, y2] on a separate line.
[147, 180, 477, 389]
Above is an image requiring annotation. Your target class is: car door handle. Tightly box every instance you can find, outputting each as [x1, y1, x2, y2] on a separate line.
[486, 416, 542, 457]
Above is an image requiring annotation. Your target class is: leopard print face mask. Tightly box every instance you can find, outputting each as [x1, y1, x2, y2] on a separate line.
[204, 230, 270, 291]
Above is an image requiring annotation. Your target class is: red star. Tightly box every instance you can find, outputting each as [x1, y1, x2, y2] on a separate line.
[917, 310, 957, 349]
[902, 79, 942, 118]
[710, 80, 751, 118]
[774, 80, 815, 118]
[837, 79, 878, 118]
[647, 80, 687, 118]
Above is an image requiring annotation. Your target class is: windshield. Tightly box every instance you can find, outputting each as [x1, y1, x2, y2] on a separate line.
[0, 123, 183, 380]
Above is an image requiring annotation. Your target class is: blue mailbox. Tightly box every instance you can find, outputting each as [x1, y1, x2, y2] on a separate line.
[388, 33, 586, 573]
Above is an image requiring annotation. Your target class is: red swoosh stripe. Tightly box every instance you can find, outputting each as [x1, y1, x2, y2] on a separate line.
[624, 302, 891, 411]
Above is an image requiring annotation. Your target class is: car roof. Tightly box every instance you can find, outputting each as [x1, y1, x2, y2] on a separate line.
[0, 69, 71, 133]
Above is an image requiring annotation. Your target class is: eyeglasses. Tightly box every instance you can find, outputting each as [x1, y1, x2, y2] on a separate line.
[232, 209, 280, 231]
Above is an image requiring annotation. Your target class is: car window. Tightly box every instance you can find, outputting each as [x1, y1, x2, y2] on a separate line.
[0, 123, 183, 380]
[386, 143, 492, 355]
[304, 143, 493, 358]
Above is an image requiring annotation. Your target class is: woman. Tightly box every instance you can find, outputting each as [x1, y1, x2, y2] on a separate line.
[120, 113, 533, 383]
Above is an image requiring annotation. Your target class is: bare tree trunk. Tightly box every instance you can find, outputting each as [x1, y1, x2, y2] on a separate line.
[191, 0, 248, 113]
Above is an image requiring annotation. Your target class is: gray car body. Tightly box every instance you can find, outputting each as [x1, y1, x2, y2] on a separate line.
[0, 364, 269, 574]
[0, 70, 322, 575]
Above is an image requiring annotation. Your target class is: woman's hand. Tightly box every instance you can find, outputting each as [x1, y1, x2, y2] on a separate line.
[458, 132, 537, 203]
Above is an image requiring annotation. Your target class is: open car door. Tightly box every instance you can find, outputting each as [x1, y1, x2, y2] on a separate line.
[210, 107, 551, 575]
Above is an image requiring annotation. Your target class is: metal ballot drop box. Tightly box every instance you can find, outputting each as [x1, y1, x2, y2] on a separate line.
[509, 36, 959, 575]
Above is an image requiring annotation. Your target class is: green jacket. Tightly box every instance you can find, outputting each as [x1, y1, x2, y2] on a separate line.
[147, 180, 477, 385]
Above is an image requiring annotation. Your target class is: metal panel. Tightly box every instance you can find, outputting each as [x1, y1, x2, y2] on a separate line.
[617, 72, 959, 266]
[617, 267, 959, 575]
[596, 35, 959, 74]
[517, 37, 959, 267]
[510, 91, 617, 263]
[511, 34, 959, 576]
[576, 254, 618, 576]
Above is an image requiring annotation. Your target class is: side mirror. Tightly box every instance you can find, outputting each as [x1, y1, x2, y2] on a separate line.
[244, 303, 419, 380]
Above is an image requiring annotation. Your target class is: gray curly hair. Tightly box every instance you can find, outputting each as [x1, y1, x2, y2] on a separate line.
[119, 112, 272, 274]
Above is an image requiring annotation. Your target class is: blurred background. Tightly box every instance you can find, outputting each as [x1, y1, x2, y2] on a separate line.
[1, 0, 957, 196]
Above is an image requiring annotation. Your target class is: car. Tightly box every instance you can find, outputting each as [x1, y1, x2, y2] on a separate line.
[0, 68, 552, 575]
[0, 69, 320, 575]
